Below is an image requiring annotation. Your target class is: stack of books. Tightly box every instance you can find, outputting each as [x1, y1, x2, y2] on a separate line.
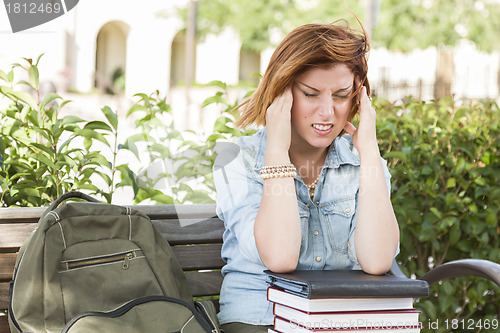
[265, 270, 429, 333]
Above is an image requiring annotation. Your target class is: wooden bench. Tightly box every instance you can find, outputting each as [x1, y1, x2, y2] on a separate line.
[1, 203, 500, 333]
[0, 203, 225, 333]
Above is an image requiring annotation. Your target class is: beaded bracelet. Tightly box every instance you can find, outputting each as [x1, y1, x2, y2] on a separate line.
[259, 164, 297, 180]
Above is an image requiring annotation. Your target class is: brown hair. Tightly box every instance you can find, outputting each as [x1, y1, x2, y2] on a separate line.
[235, 19, 370, 131]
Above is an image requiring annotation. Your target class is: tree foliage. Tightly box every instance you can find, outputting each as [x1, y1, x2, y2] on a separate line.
[194, 0, 362, 51]
[374, 0, 500, 52]
[192, 0, 500, 52]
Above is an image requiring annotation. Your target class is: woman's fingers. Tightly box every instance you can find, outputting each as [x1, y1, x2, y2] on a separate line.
[266, 87, 293, 152]
[343, 121, 357, 137]
[360, 86, 371, 108]
[283, 86, 293, 111]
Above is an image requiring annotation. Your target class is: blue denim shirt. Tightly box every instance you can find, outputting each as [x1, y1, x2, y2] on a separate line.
[213, 128, 394, 325]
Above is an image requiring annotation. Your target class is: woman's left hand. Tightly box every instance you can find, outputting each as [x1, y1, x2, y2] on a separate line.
[343, 78, 379, 157]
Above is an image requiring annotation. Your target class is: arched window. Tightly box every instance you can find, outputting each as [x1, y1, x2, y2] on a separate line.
[170, 30, 196, 87]
[95, 21, 129, 94]
[239, 47, 261, 85]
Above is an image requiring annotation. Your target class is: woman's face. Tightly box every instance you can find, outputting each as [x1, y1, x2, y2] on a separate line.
[290, 63, 354, 152]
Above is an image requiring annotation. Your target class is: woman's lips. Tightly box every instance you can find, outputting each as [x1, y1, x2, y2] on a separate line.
[312, 123, 333, 135]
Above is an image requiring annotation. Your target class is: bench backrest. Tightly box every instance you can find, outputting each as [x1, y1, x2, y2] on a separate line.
[0, 203, 224, 333]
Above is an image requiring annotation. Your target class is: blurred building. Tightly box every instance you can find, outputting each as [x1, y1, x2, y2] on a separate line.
[0, 0, 498, 115]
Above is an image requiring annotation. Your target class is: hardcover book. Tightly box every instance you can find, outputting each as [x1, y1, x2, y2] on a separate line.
[267, 288, 414, 312]
[272, 317, 422, 333]
[273, 303, 421, 328]
[265, 270, 429, 299]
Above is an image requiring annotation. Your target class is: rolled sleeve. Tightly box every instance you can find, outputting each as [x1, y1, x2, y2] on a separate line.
[347, 210, 360, 267]
[381, 156, 400, 258]
[214, 147, 264, 265]
[348, 157, 399, 264]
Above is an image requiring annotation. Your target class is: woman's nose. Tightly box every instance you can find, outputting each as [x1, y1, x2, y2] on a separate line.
[318, 97, 334, 118]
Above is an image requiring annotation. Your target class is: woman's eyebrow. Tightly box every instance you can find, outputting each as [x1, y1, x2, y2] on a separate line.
[335, 85, 353, 94]
[297, 81, 319, 92]
[297, 81, 353, 93]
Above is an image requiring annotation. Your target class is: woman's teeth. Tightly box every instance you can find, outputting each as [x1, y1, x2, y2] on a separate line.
[312, 124, 333, 131]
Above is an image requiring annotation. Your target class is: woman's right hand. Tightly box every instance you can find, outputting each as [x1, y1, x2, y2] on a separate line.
[265, 87, 293, 157]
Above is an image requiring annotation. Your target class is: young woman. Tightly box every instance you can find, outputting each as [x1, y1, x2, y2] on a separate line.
[213, 20, 400, 333]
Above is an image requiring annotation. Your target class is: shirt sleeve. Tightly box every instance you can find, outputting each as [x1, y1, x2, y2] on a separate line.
[347, 156, 400, 265]
[213, 145, 264, 265]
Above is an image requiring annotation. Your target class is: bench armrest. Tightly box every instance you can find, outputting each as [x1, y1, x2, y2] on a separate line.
[420, 259, 500, 287]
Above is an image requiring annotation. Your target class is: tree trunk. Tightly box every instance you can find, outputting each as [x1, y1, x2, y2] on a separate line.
[434, 48, 454, 99]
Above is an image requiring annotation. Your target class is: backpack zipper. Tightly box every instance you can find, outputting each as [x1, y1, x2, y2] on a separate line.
[195, 301, 219, 332]
[64, 250, 140, 270]
[8, 257, 24, 332]
[61, 295, 214, 333]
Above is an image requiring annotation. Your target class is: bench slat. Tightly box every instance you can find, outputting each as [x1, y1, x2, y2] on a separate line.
[0, 315, 8, 333]
[0, 246, 224, 283]
[172, 244, 225, 271]
[0, 218, 225, 252]
[0, 254, 16, 282]
[0, 204, 218, 224]
[134, 204, 217, 220]
[0, 283, 8, 311]
[0, 207, 46, 224]
[153, 218, 224, 245]
[185, 271, 223, 297]
[0, 224, 36, 253]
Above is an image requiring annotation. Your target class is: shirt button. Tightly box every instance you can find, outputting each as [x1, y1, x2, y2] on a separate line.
[316, 201, 320, 205]
[315, 256, 322, 262]
[345, 208, 351, 213]
[313, 230, 319, 236]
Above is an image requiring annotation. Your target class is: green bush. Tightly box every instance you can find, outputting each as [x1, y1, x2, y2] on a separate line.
[375, 97, 500, 332]
[120, 81, 255, 204]
[0, 56, 137, 205]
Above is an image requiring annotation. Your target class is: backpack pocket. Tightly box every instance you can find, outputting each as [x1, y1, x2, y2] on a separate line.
[59, 239, 164, 321]
[61, 296, 216, 333]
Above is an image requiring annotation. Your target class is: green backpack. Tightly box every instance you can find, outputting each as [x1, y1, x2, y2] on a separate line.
[8, 192, 221, 332]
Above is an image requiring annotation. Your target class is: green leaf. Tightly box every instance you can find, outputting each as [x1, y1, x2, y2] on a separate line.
[0, 86, 37, 108]
[61, 115, 86, 126]
[383, 151, 408, 163]
[0, 69, 10, 83]
[84, 121, 113, 132]
[430, 207, 442, 219]
[449, 224, 461, 245]
[75, 128, 109, 146]
[119, 139, 140, 159]
[75, 184, 100, 192]
[101, 106, 118, 131]
[42, 93, 62, 108]
[21, 58, 33, 66]
[205, 80, 227, 90]
[33, 153, 56, 169]
[35, 53, 44, 66]
[28, 65, 39, 90]
[126, 103, 148, 117]
[421, 165, 433, 175]
[474, 177, 486, 186]
[446, 178, 456, 188]
[30, 143, 54, 156]
[202, 92, 225, 108]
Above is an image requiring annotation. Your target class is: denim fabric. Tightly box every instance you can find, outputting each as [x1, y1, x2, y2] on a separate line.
[213, 128, 395, 325]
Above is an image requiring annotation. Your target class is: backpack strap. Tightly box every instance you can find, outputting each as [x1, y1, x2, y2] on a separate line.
[48, 191, 101, 212]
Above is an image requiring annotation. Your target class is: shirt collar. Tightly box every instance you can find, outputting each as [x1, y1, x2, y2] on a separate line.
[254, 128, 360, 171]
